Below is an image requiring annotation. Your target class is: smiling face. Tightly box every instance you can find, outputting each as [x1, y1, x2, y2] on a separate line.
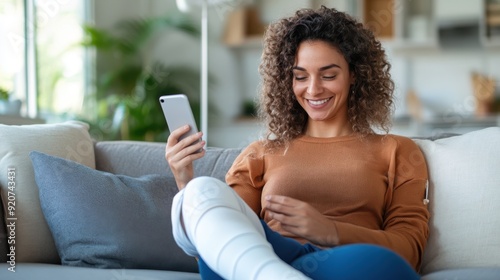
[292, 40, 354, 137]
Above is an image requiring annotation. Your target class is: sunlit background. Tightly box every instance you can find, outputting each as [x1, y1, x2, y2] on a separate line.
[0, 0, 87, 118]
[0, 0, 499, 147]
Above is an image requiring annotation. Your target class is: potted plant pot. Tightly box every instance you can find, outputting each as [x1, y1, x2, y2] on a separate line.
[0, 99, 22, 116]
[0, 88, 22, 116]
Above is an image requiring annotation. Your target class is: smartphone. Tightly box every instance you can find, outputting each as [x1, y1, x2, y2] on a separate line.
[159, 94, 201, 148]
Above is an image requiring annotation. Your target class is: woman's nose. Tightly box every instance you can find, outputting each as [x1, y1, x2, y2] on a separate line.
[307, 77, 323, 95]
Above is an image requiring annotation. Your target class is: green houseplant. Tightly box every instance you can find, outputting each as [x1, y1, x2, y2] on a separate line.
[0, 88, 9, 101]
[81, 13, 208, 141]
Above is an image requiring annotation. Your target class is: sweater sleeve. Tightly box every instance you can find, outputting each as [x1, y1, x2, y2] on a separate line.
[225, 142, 266, 215]
[333, 137, 430, 270]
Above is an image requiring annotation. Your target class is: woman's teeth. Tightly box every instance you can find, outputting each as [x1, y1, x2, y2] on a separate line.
[308, 98, 330, 105]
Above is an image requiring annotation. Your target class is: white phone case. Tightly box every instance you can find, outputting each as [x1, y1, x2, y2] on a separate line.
[159, 94, 199, 143]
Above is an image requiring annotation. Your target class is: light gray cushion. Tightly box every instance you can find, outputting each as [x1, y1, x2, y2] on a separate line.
[30, 151, 197, 272]
[421, 267, 500, 280]
[414, 127, 500, 274]
[0, 263, 201, 280]
[0, 121, 95, 263]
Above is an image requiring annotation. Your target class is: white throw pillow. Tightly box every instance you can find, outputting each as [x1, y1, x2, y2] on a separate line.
[0, 121, 95, 263]
[414, 127, 500, 274]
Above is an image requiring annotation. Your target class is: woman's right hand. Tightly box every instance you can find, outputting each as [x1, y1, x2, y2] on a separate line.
[165, 125, 206, 190]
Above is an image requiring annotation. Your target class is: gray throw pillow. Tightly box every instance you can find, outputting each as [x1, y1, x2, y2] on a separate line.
[29, 151, 198, 272]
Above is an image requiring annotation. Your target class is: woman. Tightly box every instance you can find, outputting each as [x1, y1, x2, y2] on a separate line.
[166, 6, 429, 280]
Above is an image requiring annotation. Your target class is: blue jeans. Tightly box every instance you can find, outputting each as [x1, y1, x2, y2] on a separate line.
[198, 220, 420, 280]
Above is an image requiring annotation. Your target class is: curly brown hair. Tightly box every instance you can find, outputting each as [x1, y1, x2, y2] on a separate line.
[258, 6, 394, 148]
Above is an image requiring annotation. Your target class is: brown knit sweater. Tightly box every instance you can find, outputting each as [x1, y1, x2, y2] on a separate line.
[225, 133, 429, 270]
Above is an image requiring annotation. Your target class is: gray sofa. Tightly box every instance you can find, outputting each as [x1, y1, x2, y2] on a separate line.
[0, 122, 500, 279]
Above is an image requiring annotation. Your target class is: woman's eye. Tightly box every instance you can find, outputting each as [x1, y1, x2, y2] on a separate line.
[294, 76, 307, 81]
[323, 75, 336, 80]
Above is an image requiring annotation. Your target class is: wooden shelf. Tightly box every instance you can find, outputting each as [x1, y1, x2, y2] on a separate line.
[363, 0, 394, 39]
[223, 6, 266, 47]
[362, 0, 500, 50]
[487, 17, 500, 26]
[487, 3, 500, 13]
[487, 4, 500, 26]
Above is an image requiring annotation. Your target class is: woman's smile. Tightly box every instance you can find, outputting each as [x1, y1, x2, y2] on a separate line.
[307, 97, 333, 107]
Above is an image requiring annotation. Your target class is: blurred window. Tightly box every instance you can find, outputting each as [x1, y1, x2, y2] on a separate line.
[0, 1, 25, 104]
[0, 0, 90, 119]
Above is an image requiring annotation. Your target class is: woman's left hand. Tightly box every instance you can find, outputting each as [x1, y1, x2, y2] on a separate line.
[265, 195, 339, 247]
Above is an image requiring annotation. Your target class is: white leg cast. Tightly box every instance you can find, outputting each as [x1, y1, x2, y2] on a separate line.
[171, 176, 310, 280]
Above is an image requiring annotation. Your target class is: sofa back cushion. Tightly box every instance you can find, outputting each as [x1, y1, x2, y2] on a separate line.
[0, 121, 95, 264]
[414, 127, 500, 274]
[94, 141, 242, 180]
